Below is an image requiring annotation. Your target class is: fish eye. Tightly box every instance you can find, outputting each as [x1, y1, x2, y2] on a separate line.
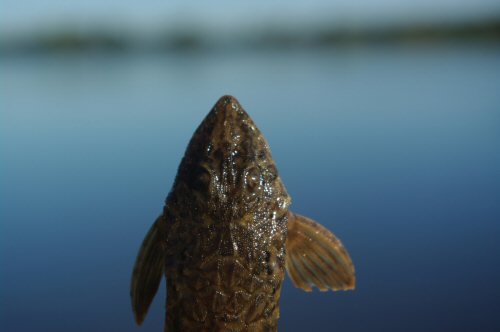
[264, 164, 278, 182]
[245, 166, 261, 191]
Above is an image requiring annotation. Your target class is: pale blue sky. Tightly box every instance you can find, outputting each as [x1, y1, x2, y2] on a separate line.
[2, 0, 500, 33]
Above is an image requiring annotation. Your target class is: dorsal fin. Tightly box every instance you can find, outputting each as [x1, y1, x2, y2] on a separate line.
[286, 212, 355, 292]
[130, 215, 166, 325]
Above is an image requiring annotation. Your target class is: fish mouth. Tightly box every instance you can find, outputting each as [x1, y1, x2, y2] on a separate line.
[213, 95, 242, 114]
[212, 95, 244, 115]
[207, 95, 256, 145]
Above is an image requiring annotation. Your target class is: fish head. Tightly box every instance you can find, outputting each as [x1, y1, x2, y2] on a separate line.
[172, 95, 291, 230]
[167, 96, 291, 266]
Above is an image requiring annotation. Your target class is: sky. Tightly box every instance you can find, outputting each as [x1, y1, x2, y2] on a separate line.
[2, 0, 500, 34]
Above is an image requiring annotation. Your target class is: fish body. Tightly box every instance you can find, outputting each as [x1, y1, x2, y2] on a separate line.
[131, 96, 355, 331]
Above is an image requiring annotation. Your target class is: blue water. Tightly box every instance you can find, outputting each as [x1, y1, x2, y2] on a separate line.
[2, 46, 500, 331]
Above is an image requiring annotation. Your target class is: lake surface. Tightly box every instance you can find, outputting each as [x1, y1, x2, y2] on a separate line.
[2, 45, 500, 331]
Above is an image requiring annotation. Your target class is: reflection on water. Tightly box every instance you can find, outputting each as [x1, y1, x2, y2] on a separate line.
[2, 46, 500, 332]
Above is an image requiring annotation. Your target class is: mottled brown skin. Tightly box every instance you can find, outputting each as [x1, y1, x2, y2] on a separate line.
[162, 96, 291, 331]
[131, 96, 355, 331]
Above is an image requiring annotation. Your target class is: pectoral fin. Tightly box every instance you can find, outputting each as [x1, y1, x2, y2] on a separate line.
[285, 212, 355, 292]
[130, 215, 166, 325]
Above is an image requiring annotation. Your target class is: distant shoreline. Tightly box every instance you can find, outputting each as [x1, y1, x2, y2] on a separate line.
[1, 17, 499, 56]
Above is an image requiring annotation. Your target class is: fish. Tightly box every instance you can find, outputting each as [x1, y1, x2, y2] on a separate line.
[131, 95, 355, 331]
